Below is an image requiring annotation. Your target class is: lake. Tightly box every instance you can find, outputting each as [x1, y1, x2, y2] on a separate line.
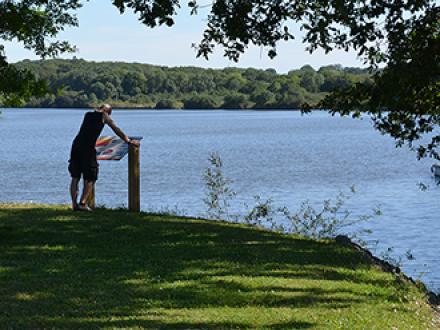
[1, 108, 439, 293]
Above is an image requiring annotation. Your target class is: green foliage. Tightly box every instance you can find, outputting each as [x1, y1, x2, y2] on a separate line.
[0, 204, 437, 328]
[203, 153, 380, 243]
[278, 188, 380, 242]
[10, 59, 369, 110]
[155, 98, 182, 109]
[194, 1, 437, 68]
[203, 152, 236, 220]
[320, 8, 440, 159]
[184, 94, 218, 109]
[251, 89, 276, 109]
[222, 93, 250, 109]
[0, 0, 81, 105]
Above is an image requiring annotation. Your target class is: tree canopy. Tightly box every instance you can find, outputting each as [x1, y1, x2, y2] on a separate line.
[14, 59, 370, 109]
[1, 0, 439, 158]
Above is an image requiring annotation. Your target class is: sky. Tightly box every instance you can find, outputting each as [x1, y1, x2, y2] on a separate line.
[4, 1, 366, 73]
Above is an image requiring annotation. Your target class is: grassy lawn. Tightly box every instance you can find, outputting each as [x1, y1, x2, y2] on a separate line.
[0, 204, 438, 329]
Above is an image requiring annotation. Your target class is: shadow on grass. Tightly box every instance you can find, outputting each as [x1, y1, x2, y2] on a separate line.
[0, 206, 402, 328]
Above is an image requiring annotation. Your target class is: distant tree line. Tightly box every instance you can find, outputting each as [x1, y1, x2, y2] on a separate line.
[11, 59, 371, 109]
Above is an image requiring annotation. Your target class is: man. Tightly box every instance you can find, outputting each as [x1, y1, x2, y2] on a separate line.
[68, 104, 139, 211]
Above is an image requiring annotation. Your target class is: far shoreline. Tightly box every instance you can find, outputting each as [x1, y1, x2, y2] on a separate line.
[0, 107, 325, 112]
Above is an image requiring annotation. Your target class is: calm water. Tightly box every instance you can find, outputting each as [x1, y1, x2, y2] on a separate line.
[1, 109, 439, 292]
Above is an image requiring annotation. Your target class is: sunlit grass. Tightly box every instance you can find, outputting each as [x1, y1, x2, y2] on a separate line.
[0, 203, 438, 329]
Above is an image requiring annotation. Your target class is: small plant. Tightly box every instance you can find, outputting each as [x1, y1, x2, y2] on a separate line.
[203, 152, 236, 220]
[242, 187, 380, 243]
[202, 153, 380, 242]
[244, 196, 284, 231]
[378, 247, 417, 269]
[279, 186, 380, 241]
[379, 247, 404, 268]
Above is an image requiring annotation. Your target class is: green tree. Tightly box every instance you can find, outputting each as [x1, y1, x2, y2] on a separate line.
[251, 90, 276, 109]
[223, 93, 249, 109]
[223, 73, 246, 91]
[184, 94, 218, 109]
[0, 0, 81, 104]
[277, 90, 306, 110]
[15, 58, 372, 109]
[90, 82, 110, 100]
[296, 66, 324, 93]
[155, 98, 183, 109]
[121, 72, 146, 96]
[54, 93, 76, 108]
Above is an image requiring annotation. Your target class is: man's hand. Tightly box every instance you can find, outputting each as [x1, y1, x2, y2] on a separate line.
[128, 139, 140, 147]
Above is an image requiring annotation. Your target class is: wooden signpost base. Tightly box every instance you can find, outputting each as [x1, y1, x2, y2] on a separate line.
[128, 144, 140, 212]
[87, 141, 141, 212]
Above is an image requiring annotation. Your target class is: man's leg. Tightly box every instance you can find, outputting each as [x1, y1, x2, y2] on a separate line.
[70, 177, 80, 210]
[79, 180, 94, 206]
[78, 155, 98, 211]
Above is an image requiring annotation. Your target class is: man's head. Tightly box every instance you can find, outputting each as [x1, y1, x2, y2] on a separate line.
[99, 104, 112, 116]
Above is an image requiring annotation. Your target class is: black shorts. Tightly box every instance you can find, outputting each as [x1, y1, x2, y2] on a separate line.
[68, 145, 99, 181]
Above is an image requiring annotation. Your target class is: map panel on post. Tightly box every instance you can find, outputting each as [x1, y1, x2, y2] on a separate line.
[96, 136, 143, 161]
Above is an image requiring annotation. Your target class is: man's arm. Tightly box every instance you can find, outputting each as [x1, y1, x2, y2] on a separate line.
[103, 113, 139, 146]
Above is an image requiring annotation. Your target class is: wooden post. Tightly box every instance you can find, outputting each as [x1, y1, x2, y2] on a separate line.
[128, 143, 140, 212]
[87, 183, 95, 209]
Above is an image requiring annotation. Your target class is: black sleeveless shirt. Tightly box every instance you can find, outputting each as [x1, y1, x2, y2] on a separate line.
[73, 111, 105, 151]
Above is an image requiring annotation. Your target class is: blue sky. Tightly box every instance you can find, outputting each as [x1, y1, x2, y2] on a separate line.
[5, 1, 365, 73]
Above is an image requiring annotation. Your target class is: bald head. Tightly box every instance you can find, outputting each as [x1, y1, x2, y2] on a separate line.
[99, 104, 112, 115]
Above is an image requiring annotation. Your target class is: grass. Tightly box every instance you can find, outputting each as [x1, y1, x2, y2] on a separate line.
[0, 203, 438, 329]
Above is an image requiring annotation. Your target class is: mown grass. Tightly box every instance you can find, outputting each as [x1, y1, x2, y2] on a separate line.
[0, 203, 438, 329]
